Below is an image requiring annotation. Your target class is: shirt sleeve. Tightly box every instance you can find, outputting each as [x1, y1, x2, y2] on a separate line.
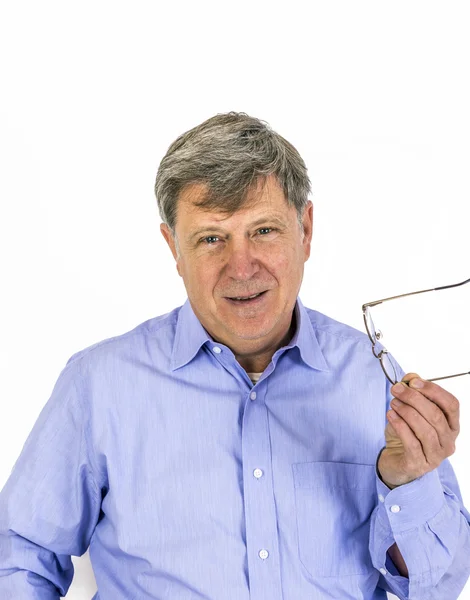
[0, 358, 102, 599]
[369, 354, 470, 600]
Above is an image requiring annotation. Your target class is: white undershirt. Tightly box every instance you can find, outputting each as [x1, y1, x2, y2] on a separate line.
[247, 372, 262, 384]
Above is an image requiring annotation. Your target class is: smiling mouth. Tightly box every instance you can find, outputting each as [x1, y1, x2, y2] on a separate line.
[225, 290, 268, 304]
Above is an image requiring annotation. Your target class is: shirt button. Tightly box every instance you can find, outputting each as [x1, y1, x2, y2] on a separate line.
[259, 549, 269, 560]
[379, 567, 387, 575]
[378, 494, 385, 503]
[250, 391, 257, 400]
[390, 505, 401, 513]
[213, 346, 222, 354]
[253, 468, 263, 479]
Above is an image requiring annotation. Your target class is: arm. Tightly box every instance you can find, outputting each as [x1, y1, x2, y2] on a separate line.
[369, 355, 470, 599]
[0, 360, 102, 598]
[370, 451, 470, 600]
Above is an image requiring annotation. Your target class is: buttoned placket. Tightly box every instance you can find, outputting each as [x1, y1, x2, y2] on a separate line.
[209, 344, 284, 598]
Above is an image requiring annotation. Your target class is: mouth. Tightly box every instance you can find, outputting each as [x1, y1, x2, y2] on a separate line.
[224, 290, 268, 306]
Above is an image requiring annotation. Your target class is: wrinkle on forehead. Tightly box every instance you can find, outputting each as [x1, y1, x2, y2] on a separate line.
[178, 176, 287, 222]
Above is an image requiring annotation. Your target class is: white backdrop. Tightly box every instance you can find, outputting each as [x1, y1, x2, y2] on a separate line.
[1, 2, 469, 599]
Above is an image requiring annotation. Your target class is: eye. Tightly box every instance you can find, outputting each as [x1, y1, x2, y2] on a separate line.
[258, 227, 273, 235]
[202, 236, 220, 245]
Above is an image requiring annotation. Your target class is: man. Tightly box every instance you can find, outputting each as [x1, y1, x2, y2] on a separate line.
[0, 112, 469, 599]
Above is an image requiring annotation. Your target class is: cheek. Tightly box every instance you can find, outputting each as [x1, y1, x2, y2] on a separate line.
[184, 259, 219, 294]
[269, 247, 304, 292]
[269, 249, 295, 277]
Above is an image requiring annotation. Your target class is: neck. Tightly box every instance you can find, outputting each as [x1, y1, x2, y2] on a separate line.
[236, 310, 297, 374]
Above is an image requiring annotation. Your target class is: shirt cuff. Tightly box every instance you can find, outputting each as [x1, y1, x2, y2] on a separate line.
[375, 447, 445, 532]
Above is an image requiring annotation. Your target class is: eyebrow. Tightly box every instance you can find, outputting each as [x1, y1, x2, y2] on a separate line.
[188, 216, 287, 241]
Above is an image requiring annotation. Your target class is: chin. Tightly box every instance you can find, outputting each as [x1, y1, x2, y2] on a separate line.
[226, 320, 275, 341]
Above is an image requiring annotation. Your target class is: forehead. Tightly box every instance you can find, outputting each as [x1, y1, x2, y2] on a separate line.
[176, 175, 292, 226]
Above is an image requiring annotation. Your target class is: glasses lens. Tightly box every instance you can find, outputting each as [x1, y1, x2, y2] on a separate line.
[381, 350, 398, 384]
[364, 309, 379, 343]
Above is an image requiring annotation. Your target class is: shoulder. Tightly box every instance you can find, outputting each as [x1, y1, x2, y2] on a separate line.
[301, 303, 402, 379]
[64, 305, 183, 372]
[304, 305, 370, 349]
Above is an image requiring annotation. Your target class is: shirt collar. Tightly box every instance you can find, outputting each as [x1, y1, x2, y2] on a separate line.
[171, 296, 330, 373]
[171, 299, 213, 371]
[286, 296, 330, 372]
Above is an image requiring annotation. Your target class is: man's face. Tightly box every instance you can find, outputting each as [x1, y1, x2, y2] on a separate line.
[160, 174, 313, 361]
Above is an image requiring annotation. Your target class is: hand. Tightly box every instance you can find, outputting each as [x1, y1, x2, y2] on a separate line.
[378, 372, 460, 489]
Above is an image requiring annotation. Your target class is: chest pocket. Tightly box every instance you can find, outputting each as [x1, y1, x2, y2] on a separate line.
[292, 461, 377, 578]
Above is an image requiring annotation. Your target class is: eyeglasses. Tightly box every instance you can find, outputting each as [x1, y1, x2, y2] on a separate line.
[362, 277, 470, 385]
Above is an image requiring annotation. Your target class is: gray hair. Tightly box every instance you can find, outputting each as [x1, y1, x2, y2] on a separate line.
[154, 111, 312, 253]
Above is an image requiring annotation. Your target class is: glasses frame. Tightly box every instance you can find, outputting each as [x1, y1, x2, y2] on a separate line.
[362, 277, 470, 385]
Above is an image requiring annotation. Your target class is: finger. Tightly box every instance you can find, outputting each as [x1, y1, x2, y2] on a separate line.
[402, 372, 421, 385]
[392, 380, 455, 437]
[400, 372, 460, 434]
[392, 381, 457, 453]
[390, 397, 446, 467]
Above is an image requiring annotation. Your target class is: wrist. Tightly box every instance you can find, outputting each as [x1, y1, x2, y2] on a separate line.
[377, 447, 416, 489]
[376, 446, 402, 489]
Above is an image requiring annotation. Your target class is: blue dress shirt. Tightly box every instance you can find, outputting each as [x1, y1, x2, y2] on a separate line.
[1, 296, 469, 599]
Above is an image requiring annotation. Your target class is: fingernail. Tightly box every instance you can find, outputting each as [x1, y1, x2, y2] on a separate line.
[410, 378, 424, 388]
[392, 383, 405, 393]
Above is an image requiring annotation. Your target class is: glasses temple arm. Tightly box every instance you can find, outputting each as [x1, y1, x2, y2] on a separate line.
[426, 371, 470, 382]
[363, 277, 470, 309]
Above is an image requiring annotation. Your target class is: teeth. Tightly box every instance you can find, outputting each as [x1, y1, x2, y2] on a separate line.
[233, 293, 261, 300]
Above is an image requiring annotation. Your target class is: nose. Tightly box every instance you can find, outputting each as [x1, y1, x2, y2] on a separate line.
[224, 237, 261, 281]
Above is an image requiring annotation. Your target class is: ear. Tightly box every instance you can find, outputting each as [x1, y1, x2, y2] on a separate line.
[302, 201, 314, 261]
[160, 223, 182, 276]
